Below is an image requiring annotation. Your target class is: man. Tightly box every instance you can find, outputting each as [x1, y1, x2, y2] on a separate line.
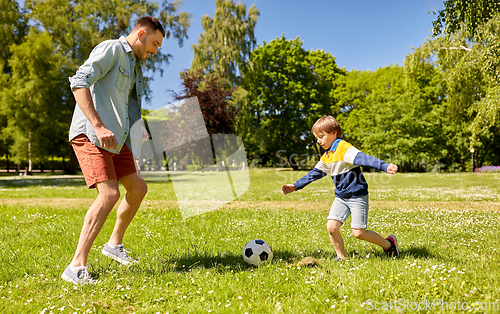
[61, 17, 165, 284]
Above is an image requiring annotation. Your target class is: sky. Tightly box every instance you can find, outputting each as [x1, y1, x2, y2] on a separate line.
[147, 0, 446, 110]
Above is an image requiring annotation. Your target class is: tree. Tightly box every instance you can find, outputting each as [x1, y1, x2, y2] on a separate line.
[0, 0, 28, 72]
[0, 30, 71, 169]
[335, 65, 452, 171]
[0, 0, 29, 170]
[171, 68, 237, 135]
[166, 68, 238, 170]
[191, 0, 259, 85]
[241, 36, 345, 169]
[432, 0, 500, 40]
[407, 16, 500, 168]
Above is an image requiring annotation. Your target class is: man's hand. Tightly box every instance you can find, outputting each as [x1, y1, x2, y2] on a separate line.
[95, 126, 118, 150]
[73, 87, 118, 150]
[282, 184, 296, 195]
[386, 163, 398, 174]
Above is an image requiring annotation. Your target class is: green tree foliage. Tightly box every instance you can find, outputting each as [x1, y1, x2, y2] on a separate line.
[241, 36, 345, 169]
[0, 0, 29, 166]
[407, 15, 500, 167]
[0, 30, 71, 165]
[0, 0, 28, 72]
[432, 0, 500, 40]
[336, 66, 452, 171]
[191, 0, 259, 85]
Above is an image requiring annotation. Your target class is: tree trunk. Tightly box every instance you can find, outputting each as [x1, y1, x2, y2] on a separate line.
[289, 155, 299, 171]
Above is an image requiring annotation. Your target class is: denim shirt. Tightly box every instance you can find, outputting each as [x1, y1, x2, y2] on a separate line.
[68, 36, 144, 155]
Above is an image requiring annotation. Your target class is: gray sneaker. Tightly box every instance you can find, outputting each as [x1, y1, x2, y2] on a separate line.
[61, 266, 96, 285]
[102, 243, 138, 265]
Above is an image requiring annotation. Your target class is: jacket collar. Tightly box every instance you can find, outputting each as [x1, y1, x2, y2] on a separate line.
[119, 36, 133, 54]
[328, 138, 342, 153]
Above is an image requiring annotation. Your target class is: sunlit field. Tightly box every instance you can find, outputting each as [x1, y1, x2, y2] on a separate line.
[0, 170, 499, 313]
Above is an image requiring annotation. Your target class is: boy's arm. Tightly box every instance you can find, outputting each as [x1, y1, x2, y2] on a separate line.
[345, 147, 398, 174]
[293, 167, 328, 189]
[282, 165, 328, 195]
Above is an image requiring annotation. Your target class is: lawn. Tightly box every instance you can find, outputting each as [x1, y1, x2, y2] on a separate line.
[0, 170, 499, 313]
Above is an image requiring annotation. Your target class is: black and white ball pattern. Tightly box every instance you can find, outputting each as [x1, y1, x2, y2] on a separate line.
[242, 239, 273, 266]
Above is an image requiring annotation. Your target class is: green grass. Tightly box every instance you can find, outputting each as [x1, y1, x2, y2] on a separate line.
[0, 170, 499, 313]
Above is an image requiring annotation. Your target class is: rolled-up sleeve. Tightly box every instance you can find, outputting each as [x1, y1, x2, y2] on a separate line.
[69, 42, 118, 89]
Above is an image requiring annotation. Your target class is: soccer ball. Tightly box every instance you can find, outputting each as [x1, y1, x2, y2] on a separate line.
[242, 239, 273, 266]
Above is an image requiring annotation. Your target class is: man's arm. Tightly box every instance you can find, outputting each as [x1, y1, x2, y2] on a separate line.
[72, 87, 118, 150]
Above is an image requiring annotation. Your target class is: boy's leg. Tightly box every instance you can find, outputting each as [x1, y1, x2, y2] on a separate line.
[352, 229, 391, 250]
[327, 219, 347, 259]
[349, 195, 397, 255]
[70, 180, 121, 267]
[108, 172, 148, 245]
[327, 198, 351, 260]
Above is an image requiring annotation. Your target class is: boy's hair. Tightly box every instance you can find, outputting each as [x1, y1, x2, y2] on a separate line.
[134, 16, 166, 38]
[311, 116, 342, 137]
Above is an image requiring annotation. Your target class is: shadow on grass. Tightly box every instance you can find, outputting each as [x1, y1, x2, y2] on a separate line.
[298, 245, 436, 261]
[403, 245, 435, 259]
[132, 252, 254, 276]
[120, 249, 311, 276]
[349, 245, 435, 260]
[90, 246, 438, 279]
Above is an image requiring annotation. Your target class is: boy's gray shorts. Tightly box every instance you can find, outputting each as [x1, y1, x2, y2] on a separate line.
[327, 194, 369, 229]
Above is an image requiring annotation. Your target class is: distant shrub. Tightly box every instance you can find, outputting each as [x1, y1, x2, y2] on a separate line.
[447, 162, 463, 173]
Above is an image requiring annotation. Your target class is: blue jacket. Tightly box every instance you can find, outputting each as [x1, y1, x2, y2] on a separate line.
[294, 139, 390, 198]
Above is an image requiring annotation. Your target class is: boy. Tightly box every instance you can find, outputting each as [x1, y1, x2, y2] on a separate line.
[282, 116, 399, 260]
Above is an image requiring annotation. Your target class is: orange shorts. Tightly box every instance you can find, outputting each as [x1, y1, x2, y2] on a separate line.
[71, 134, 137, 189]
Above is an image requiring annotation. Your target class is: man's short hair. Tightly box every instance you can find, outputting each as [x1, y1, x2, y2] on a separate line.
[311, 115, 342, 137]
[134, 16, 165, 38]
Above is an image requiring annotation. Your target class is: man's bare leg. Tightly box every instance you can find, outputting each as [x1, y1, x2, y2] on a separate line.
[69, 180, 120, 267]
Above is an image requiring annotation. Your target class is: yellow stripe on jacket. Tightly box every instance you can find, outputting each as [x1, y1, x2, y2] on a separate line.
[320, 140, 353, 164]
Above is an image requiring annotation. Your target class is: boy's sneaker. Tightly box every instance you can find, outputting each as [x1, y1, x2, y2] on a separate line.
[61, 266, 96, 285]
[385, 235, 399, 258]
[102, 243, 138, 265]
